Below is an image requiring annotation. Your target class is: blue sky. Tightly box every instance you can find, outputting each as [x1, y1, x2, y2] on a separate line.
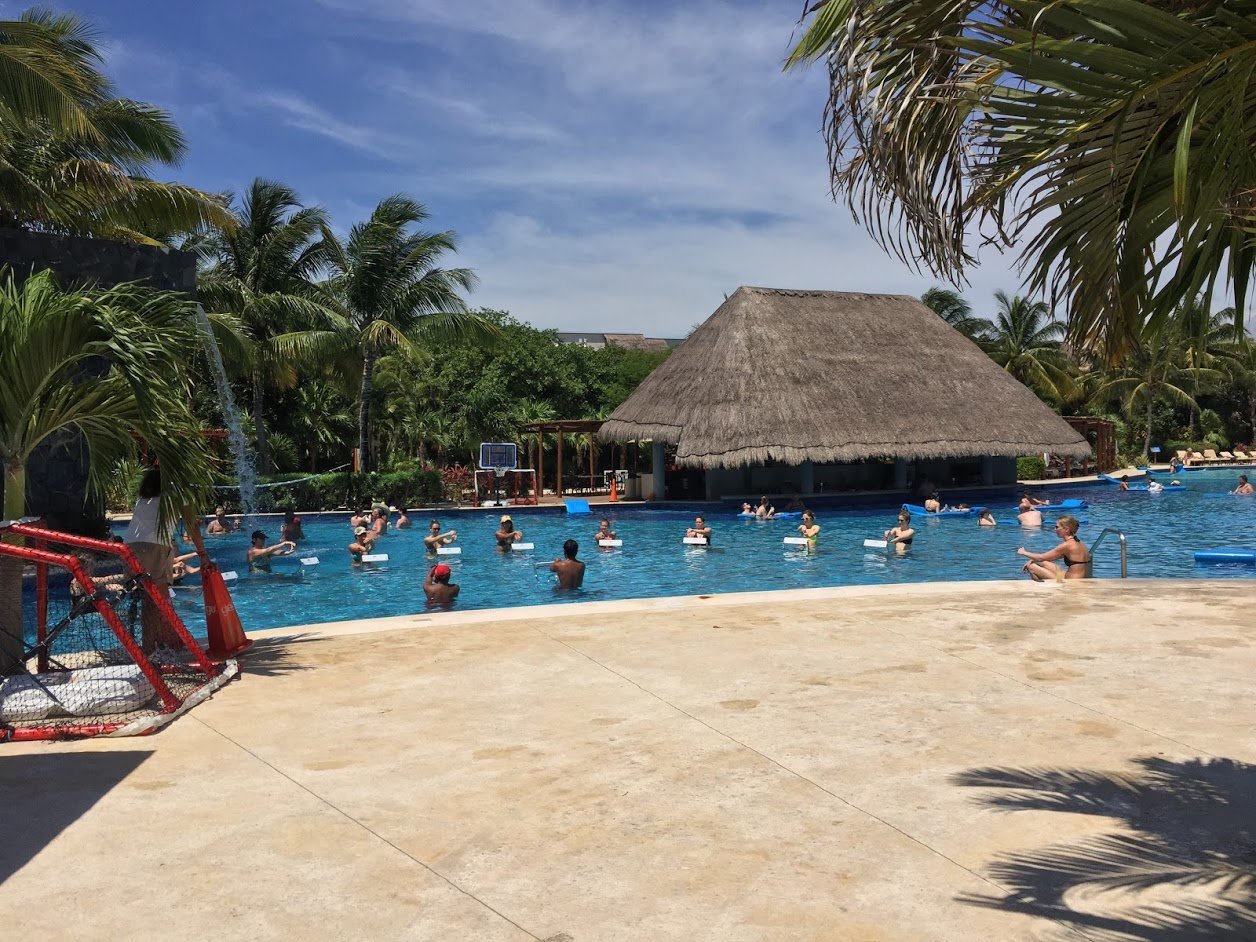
[80, 0, 1030, 335]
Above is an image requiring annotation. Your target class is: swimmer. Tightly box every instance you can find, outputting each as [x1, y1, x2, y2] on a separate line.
[797, 510, 820, 544]
[549, 538, 585, 590]
[1147, 480, 1164, 495]
[923, 493, 942, 513]
[593, 518, 617, 543]
[281, 510, 304, 543]
[423, 563, 459, 604]
[1017, 496, 1043, 528]
[495, 515, 523, 549]
[741, 502, 753, 515]
[349, 510, 367, 530]
[884, 510, 914, 555]
[396, 508, 412, 528]
[1022, 491, 1049, 507]
[171, 551, 201, 585]
[370, 507, 388, 537]
[755, 496, 775, 519]
[1017, 516, 1090, 581]
[1117, 475, 1129, 492]
[206, 506, 237, 535]
[423, 519, 458, 551]
[348, 526, 375, 565]
[685, 516, 712, 544]
[978, 509, 997, 527]
[247, 531, 295, 573]
[1232, 474, 1254, 495]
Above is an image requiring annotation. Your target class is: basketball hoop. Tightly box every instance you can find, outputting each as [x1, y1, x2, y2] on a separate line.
[494, 467, 508, 479]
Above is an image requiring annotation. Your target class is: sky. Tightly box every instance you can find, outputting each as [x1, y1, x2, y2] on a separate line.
[74, 1, 1037, 335]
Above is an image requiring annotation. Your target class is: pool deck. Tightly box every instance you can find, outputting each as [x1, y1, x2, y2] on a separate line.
[3, 579, 1255, 941]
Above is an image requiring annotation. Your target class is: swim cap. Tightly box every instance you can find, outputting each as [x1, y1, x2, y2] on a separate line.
[430, 563, 452, 581]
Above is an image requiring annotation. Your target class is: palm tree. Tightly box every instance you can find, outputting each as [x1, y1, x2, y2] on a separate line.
[788, 2, 1256, 358]
[975, 292, 1074, 405]
[316, 195, 491, 472]
[290, 382, 355, 472]
[0, 9, 232, 242]
[921, 287, 988, 342]
[0, 270, 217, 671]
[197, 179, 333, 472]
[1089, 318, 1223, 460]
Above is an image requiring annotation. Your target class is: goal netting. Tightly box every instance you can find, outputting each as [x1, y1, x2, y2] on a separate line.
[472, 468, 538, 507]
[0, 520, 236, 742]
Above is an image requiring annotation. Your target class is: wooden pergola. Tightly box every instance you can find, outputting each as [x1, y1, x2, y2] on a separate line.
[1063, 416, 1115, 474]
[520, 419, 605, 498]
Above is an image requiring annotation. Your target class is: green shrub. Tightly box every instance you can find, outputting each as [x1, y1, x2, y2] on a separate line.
[1016, 456, 1046, 481]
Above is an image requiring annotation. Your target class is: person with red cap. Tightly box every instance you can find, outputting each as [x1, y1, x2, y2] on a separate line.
[423, 562, 459, 604]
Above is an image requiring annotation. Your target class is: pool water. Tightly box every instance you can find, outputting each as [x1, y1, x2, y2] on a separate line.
[151, 469, 1254, 633]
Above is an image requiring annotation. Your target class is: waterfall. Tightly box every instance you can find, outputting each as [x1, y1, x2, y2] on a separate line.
[193, 305, 259, 515]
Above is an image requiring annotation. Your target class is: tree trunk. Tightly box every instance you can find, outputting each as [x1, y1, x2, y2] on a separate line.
[309, 435, 319, 473]
[1143, 394, 1155, 461]
[358, 353, 375, 473]
[1, 463, 28, 673]
[253, 370, 271, 474]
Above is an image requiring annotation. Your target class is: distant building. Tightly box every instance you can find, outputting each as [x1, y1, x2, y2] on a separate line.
[556, 331, 682, 351]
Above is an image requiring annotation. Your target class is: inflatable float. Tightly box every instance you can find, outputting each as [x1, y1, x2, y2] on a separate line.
[1193, 549, 1256, 565]
[1009, 498, 1088, 511]
[901, 503, 984, 517]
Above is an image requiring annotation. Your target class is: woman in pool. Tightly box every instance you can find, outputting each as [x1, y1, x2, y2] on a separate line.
[424, 520, 458, 551]
[593, 518, 617, 543]
[348, 526, 375, 566]
[923, 493, 942, 513]
[281, 510, 304, 543]
[1117, 475, 1130, 491]
[797, 511, 820, 545]
[247, 531, 296, 573]
[685, 516, 712, 544]
[978, 509, 997, 527]
[1232, 474, 1254, 495]
[1017, 516, 1090, 581]
[884, 510, 914, 554]
[171, 551, 201, 585]
[396, 508, 412, 528]
[755, 496, 775, 519]
[495, 515, 523, 549]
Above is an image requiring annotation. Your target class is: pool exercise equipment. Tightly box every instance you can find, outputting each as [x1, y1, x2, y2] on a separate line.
[863, 539, 889, 549]
[361, 553, 388, 563]
[436, 546, 461, 555]
[1009, 498, 1088, 510]
[510, 543, 536, 551]
[598, 539, 623, 547]
[683, 536, 708, 545]
[300, 556, 320, 565]
[901, 504, 984, 517]
[783, 537, 809, 545]
[220, 570, 238, 581]
[1193, 548, 1256, 565]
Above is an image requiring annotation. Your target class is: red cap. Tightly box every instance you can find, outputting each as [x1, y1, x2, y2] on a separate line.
[430, 564, 452, 581]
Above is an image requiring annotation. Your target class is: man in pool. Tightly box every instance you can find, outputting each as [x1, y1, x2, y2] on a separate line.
[247, 531, 295, 573]
[423, 563, 459, 604]
[924, 492, 942, 513]
[549, 539, 585, 590]
[1233, 474, 1254, 495]
[1017, 496, 1043, 528]
[685, 516, 712, 544]
[424, 519, 458, 551]
[206, 505, 238, 535]
[495, 515, 523, 549]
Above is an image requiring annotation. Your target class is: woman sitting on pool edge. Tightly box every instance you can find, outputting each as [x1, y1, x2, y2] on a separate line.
[884, 510, 914, 554]
[1017, 516, 1090, 581]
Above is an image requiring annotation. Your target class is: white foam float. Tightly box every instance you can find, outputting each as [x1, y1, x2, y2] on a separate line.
[863, 539, 889, 549]
[783, 537, 809, 545]
[362, 553, 389, 563]
[510, 543, 535, 551]
[436, 546, 461, 555]
[300, 556, 320, 566]
[220, 570, 238, 581]
[598, 539, 623, 547]
[683, 537, 708, 545]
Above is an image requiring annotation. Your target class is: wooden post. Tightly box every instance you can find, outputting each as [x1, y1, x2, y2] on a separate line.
[537, 431, 544, 501]
[556, 430, 564, 498]
[589, 436, 596, 493]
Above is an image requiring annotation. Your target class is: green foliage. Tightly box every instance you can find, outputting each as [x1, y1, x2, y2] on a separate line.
[1016, 456, 1046, 481]
[252, 467, 449, 512]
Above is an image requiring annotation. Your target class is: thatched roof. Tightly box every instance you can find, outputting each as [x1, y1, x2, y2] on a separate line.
[597, 287, 1091, 468]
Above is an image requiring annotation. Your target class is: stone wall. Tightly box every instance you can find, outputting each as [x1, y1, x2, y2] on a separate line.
[2, 229, 198, 533]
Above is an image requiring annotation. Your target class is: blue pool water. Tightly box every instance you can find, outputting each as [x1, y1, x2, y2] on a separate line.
[143, 468, 1255, 633]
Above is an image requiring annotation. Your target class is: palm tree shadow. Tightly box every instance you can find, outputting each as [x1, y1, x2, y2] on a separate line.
[236, 633, 320, 676]
[952, 757, 1256, 941]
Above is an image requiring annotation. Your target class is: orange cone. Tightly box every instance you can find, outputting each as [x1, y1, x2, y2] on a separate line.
[201, 562, 253, 659]
[609, 475, 618, 502]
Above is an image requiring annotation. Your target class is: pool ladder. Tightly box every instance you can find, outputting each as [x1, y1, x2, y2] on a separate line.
[1088, 527, 1128, 578]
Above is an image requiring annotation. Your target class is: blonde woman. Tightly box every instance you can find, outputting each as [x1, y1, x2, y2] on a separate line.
[1017, 516, 1090, 581]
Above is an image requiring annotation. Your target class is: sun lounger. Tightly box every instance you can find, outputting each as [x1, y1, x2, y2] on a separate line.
[1202, 449, 1226, 464]
[1234, 450, 1251, 460]
[1175, 450, 1190, 463]
[1188, 451, 1206, 466]
[1219, 451, 1236, 462]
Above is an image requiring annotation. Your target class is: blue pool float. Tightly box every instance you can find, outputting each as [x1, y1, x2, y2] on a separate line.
[1126, 484, 1186, 492]
[901, 503, 983, 517]
[1194, 549, 1256, 565]
[1009, 498, 1088, 511]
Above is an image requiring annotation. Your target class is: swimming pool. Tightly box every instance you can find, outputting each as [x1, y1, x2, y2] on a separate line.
[140, 468, 1254, 633]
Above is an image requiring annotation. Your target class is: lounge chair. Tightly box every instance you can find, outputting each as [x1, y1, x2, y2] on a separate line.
[1175, 450, 1190, 463]
[1202, 449, 1226, 464]
[1234, 450, 1251, 461]
[1188, 451, 1207, 466]
[1219, 451, 1237, 462]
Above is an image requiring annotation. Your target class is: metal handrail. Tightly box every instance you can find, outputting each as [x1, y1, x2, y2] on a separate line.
[1088, 527, 1128, 578]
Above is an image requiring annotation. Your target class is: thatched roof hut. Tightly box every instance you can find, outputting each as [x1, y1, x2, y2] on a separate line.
[598, 287, 1090, 468]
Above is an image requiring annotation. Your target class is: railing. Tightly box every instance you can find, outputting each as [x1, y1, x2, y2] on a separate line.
[1088, 527, 1128, 578]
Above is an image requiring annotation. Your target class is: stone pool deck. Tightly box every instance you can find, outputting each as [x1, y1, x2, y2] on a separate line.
[2, 580, 1254, 941]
